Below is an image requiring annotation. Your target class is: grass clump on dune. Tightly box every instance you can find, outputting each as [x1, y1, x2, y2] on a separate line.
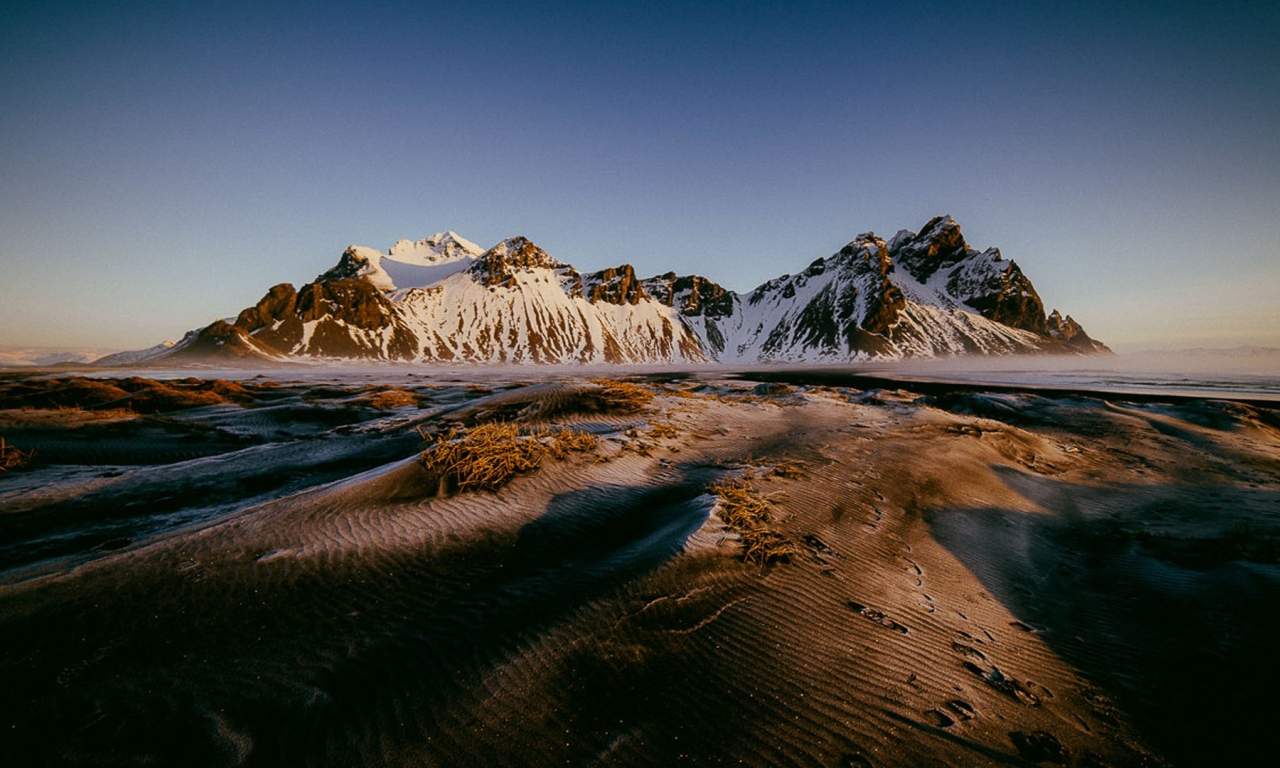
[545, 428, 599, 459]
[765, 458, 807, 479]
[367, 387, 419, 410]
[659, 384, 762, 405]
[0, 437, 32, 472]
[708, 478, 795, 565]
[589, 379, 655, 412]
[119, 379, 228, 412]
[421, 423, 543, 492]
[646, 422, 681, 440]
[419, 423, 597, 492]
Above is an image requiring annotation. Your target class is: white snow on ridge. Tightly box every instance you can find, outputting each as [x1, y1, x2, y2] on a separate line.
[343, 232, 485, 292]
[114, 221, 1094, 367]
[387, 231, 484, 265]
[394, 268, 704, 364]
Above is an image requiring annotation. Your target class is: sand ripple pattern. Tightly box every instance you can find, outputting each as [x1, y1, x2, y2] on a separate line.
[1, 372, 1277, 766]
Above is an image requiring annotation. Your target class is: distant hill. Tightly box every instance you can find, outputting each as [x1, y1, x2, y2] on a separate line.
[0, 346, 120, 367]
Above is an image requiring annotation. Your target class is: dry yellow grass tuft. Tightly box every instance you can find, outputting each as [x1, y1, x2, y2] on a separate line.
[419, 423, 598, 492]
[0, 436, 32, 472]
[646, 422, 681, 440]
[708, 478, 795, 564]
[368, 388, 418, 410]
[661, 384, 763, 405]
[589, 379, 656, 412]
[765, 458, 807, 479]
[420, 423, 543, 492]
[545, 428, 598, 459]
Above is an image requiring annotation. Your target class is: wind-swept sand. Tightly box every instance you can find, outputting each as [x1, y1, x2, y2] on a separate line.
[1, 372, 1277, 765]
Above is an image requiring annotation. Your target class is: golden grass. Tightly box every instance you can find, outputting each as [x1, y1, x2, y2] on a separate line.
[708, 477, 795, 564]
[421, 423, 543, 492]
[419, 423, 597, 492]
[367, 388, 418, 409]
[660, 384, 761, 405]
[55, 405, 139, 418]
[0, 437, 32, 472]
[0, 376, 281, 414]
[589, 379, 656, 412]
[545, 428, 599, 459]
[646, 422, 681, 440]
[765, 458, 807, 479]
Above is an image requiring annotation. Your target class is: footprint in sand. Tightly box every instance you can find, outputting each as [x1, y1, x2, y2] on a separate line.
[802, 534, 841, 561]
[898, 556, 925, 588]
[847, 601, 910, 634]
[1008, 730, 1068, 764]
[962, 661, 1040, 706]
[924, 709, 955, 728]
[951, 640, 988, 662]
[944, 699, 976, 721]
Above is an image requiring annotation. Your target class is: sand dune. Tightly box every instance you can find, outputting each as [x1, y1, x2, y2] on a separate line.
[1, 371, 1277, 765]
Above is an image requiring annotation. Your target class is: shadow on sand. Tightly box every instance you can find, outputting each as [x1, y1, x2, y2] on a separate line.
[926, 464, 1280, 765]
[0, 476, 712, 766]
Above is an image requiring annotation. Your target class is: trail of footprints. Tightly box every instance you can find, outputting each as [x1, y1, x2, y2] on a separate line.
[831, 491, 1091, 764]
[814, 463, 1100, 763]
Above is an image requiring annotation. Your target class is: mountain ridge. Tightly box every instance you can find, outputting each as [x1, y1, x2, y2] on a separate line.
[104, 216, 1110, 366]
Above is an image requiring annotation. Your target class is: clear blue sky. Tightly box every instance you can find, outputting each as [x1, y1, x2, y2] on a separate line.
[2, 0, 1277, 353]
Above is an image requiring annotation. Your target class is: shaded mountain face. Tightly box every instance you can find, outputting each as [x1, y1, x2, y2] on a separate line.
[122, 216, 1109, 365]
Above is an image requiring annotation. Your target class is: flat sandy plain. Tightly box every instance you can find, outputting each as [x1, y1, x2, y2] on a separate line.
[1, 367, 1278, 766]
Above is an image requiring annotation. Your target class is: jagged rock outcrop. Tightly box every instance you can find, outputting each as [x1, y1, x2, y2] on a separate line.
[469, 237, 566, 288]
[123, 216, 1109, 365]
[234, 283, 297, 331]
[894, 216, 1049, 334]
[643, 273, 734, 318]
[1047, 310, 1110, 353]
[584, 265, 648, 305]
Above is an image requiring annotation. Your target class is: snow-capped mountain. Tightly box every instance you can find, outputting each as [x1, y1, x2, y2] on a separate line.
[112, 216, 1108, 366]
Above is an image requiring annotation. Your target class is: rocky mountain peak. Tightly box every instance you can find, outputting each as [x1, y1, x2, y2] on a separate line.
[390, 231, 484, 262]
[583, 265, 648, 305]
[1047, 309, 1110, 352]
[834, 233, 893, 277]
[892, 214, 972, 282]
[469, 237, 565, 288]
[841, 232, 887, 254]
[319, 246, 382, 283]
[642, 272, 735, 318]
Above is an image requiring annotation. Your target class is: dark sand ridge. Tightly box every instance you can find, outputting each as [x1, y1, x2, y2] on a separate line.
[0, 375, 1277, 765]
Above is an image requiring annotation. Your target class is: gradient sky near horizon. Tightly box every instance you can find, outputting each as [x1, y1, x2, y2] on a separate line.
[2, 0, 1278, 354]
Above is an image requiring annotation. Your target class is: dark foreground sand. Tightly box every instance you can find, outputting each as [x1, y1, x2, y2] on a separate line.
[1, 370, 1278, 766]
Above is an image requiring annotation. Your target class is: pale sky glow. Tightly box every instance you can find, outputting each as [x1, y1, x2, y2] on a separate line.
[1, 0, 1277, 355]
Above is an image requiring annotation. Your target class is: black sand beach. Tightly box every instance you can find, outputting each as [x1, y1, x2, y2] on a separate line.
[1, 369, 1277, 766]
